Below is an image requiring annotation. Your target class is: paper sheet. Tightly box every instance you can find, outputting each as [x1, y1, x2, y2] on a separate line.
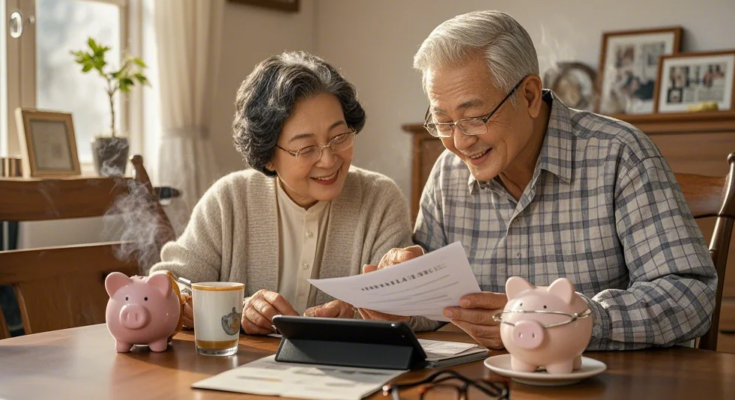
[192, 355, 403, 400]
[417, 339, 486, 362]
[418, 339, 478, 356]
[308, 242, 481, 321]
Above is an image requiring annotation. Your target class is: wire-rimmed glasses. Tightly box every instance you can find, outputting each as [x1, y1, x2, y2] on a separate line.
[423, 77, 527, 138]
[383, 370, 509, 400]
[275, 128, 356, 165]
[492, 308, 592, 329]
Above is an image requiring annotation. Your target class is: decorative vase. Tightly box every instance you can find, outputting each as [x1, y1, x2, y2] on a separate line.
[92, 136, 130, 176]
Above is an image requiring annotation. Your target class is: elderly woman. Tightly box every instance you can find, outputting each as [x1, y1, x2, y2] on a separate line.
[150, 51, 412, 335]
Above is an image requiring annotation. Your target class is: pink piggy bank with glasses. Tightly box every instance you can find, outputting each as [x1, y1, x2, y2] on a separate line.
[105, 271, 182, 353]
[495, 277, 592, 374]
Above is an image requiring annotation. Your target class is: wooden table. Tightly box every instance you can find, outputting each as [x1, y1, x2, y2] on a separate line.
[1, 325, 734, 399]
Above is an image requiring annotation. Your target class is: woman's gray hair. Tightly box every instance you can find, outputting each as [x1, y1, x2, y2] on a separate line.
[233, 51, 366, 177]
[413, 11, 538, 100]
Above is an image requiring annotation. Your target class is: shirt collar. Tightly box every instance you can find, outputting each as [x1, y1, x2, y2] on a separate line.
[276, 178, 329, 215]
[468, 90, 574, 194]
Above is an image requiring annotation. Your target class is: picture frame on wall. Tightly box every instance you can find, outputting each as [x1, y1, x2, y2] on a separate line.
[597, 27, 683, 115]
[15, 108, 81, 178]
[654, 50, 735, 113]
[228, 0, 299, 12]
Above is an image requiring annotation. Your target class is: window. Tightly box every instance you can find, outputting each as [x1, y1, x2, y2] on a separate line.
[36, 0, 123, 162]
[2, 0, 152, 167]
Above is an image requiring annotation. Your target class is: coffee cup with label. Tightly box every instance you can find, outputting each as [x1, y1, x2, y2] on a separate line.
[191, 282, 244, 356]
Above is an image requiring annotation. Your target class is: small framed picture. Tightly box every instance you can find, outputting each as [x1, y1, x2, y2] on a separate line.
[15, 108, 81, 178]
[654, 51, 735, 113]
[227, 0, 299, 12]
[597, 27, 683, 115]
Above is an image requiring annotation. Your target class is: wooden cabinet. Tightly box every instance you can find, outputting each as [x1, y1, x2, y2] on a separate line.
[403, 110, 735, 352]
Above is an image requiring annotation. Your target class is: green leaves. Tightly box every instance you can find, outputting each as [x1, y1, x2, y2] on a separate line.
[132, 58, 148, 68]
[70, 36, 150, 93]
[70, 37, 151, 137]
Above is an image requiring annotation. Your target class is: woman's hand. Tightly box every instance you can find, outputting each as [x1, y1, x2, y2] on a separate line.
[304, 300, 356, 318]
[240, 289, 298, 335]
[180, 293, 194, 328]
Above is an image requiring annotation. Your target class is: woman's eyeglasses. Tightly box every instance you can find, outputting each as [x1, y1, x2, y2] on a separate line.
[383, 370, 509, 400]
[276, 129, 356, 165]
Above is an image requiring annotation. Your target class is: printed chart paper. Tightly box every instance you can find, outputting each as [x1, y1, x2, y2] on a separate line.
[308, 242, 481, 321]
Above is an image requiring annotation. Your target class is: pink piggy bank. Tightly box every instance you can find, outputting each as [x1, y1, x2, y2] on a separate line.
[105, 271, 182, 353]
[497, 277, 592, 374]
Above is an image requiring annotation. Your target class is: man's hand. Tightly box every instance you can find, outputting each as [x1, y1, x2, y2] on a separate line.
[240, 289, 298, 335]
[444, 292, 507, 349]
[304, 300, 356, 318]
[358, 245, 424, 322]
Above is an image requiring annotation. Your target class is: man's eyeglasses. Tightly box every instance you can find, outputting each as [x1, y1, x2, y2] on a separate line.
[383, 370, 509, 400]
[423, 77, 527, 138]
[493, 308, 592, 329]
[275, 129, 356, 165]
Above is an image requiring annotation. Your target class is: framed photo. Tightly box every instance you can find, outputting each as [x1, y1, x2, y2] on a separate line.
[597, 27, 682, 115]
[14, 108, 81, 178]
[654, 51, 735, 113]
[227, 0, 299, 12]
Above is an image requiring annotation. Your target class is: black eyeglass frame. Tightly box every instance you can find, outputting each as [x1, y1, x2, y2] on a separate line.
[382, 370, 509, 400]
[423, 76, 528, 138]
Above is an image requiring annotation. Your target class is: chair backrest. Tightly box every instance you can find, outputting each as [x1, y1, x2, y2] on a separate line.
[0, 156, 176, 339]
[675, 152, 735, 351]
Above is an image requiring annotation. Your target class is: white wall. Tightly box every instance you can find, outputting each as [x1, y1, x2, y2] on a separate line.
[209, 0, 317, 175]
[314, 0, 735, 198]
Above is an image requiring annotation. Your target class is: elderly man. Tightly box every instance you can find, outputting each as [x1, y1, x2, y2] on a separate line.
[366, 10, 717, 351]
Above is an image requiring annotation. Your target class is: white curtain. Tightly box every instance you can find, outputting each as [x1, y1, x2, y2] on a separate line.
[152, 0, 223, 234]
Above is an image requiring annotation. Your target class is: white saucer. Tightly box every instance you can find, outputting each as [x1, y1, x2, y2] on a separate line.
[484, 355, 606, 386]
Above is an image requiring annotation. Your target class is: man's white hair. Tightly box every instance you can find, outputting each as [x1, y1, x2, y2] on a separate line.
[413, 10, 539, 97]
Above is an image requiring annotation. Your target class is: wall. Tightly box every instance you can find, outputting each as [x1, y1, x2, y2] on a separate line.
[314, 0, 735, 198]
[20, 0, 735, 247]
[209, 0, 316, 175]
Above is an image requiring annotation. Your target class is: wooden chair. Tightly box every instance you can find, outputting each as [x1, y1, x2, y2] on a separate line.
[676, 152, 735, 351]
[0, 156, 177, 339]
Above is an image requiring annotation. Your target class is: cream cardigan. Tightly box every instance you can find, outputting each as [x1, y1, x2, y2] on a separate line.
[151, 166, 414, 309]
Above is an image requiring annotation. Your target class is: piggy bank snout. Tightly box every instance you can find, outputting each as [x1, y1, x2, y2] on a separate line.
[119, 304, 151, 330]
[512, 319, 545, 350]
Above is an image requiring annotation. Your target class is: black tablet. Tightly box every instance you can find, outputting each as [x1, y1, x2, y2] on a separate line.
[272, 316, 428, 370]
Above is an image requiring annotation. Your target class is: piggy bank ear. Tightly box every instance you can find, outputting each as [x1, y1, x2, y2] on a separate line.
[548, 278, 575, 304]
[147, 272, 173, 298]
[505, 276, 534, 300]
[105, 272, 131, 297]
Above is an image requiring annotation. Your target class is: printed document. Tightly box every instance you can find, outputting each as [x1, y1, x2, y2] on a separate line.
[192, 355, 403, 400]
[308, 242, 480, 321]
[418, 339, 482, 361]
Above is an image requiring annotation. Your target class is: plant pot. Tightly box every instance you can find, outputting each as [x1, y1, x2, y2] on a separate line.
[92, 136, 130, 176]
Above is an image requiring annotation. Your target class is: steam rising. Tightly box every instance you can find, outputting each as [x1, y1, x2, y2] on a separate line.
[103, 178, 170, 275]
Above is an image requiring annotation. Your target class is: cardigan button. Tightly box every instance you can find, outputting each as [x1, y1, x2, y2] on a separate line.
[302, 262, 310, 270]
[306, 231, 314, 238]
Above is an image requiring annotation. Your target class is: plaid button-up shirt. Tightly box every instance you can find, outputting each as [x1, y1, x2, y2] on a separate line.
[414, 91, 717, 350]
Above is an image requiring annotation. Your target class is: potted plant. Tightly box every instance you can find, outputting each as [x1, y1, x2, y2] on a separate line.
[71, 38, 149, 176]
